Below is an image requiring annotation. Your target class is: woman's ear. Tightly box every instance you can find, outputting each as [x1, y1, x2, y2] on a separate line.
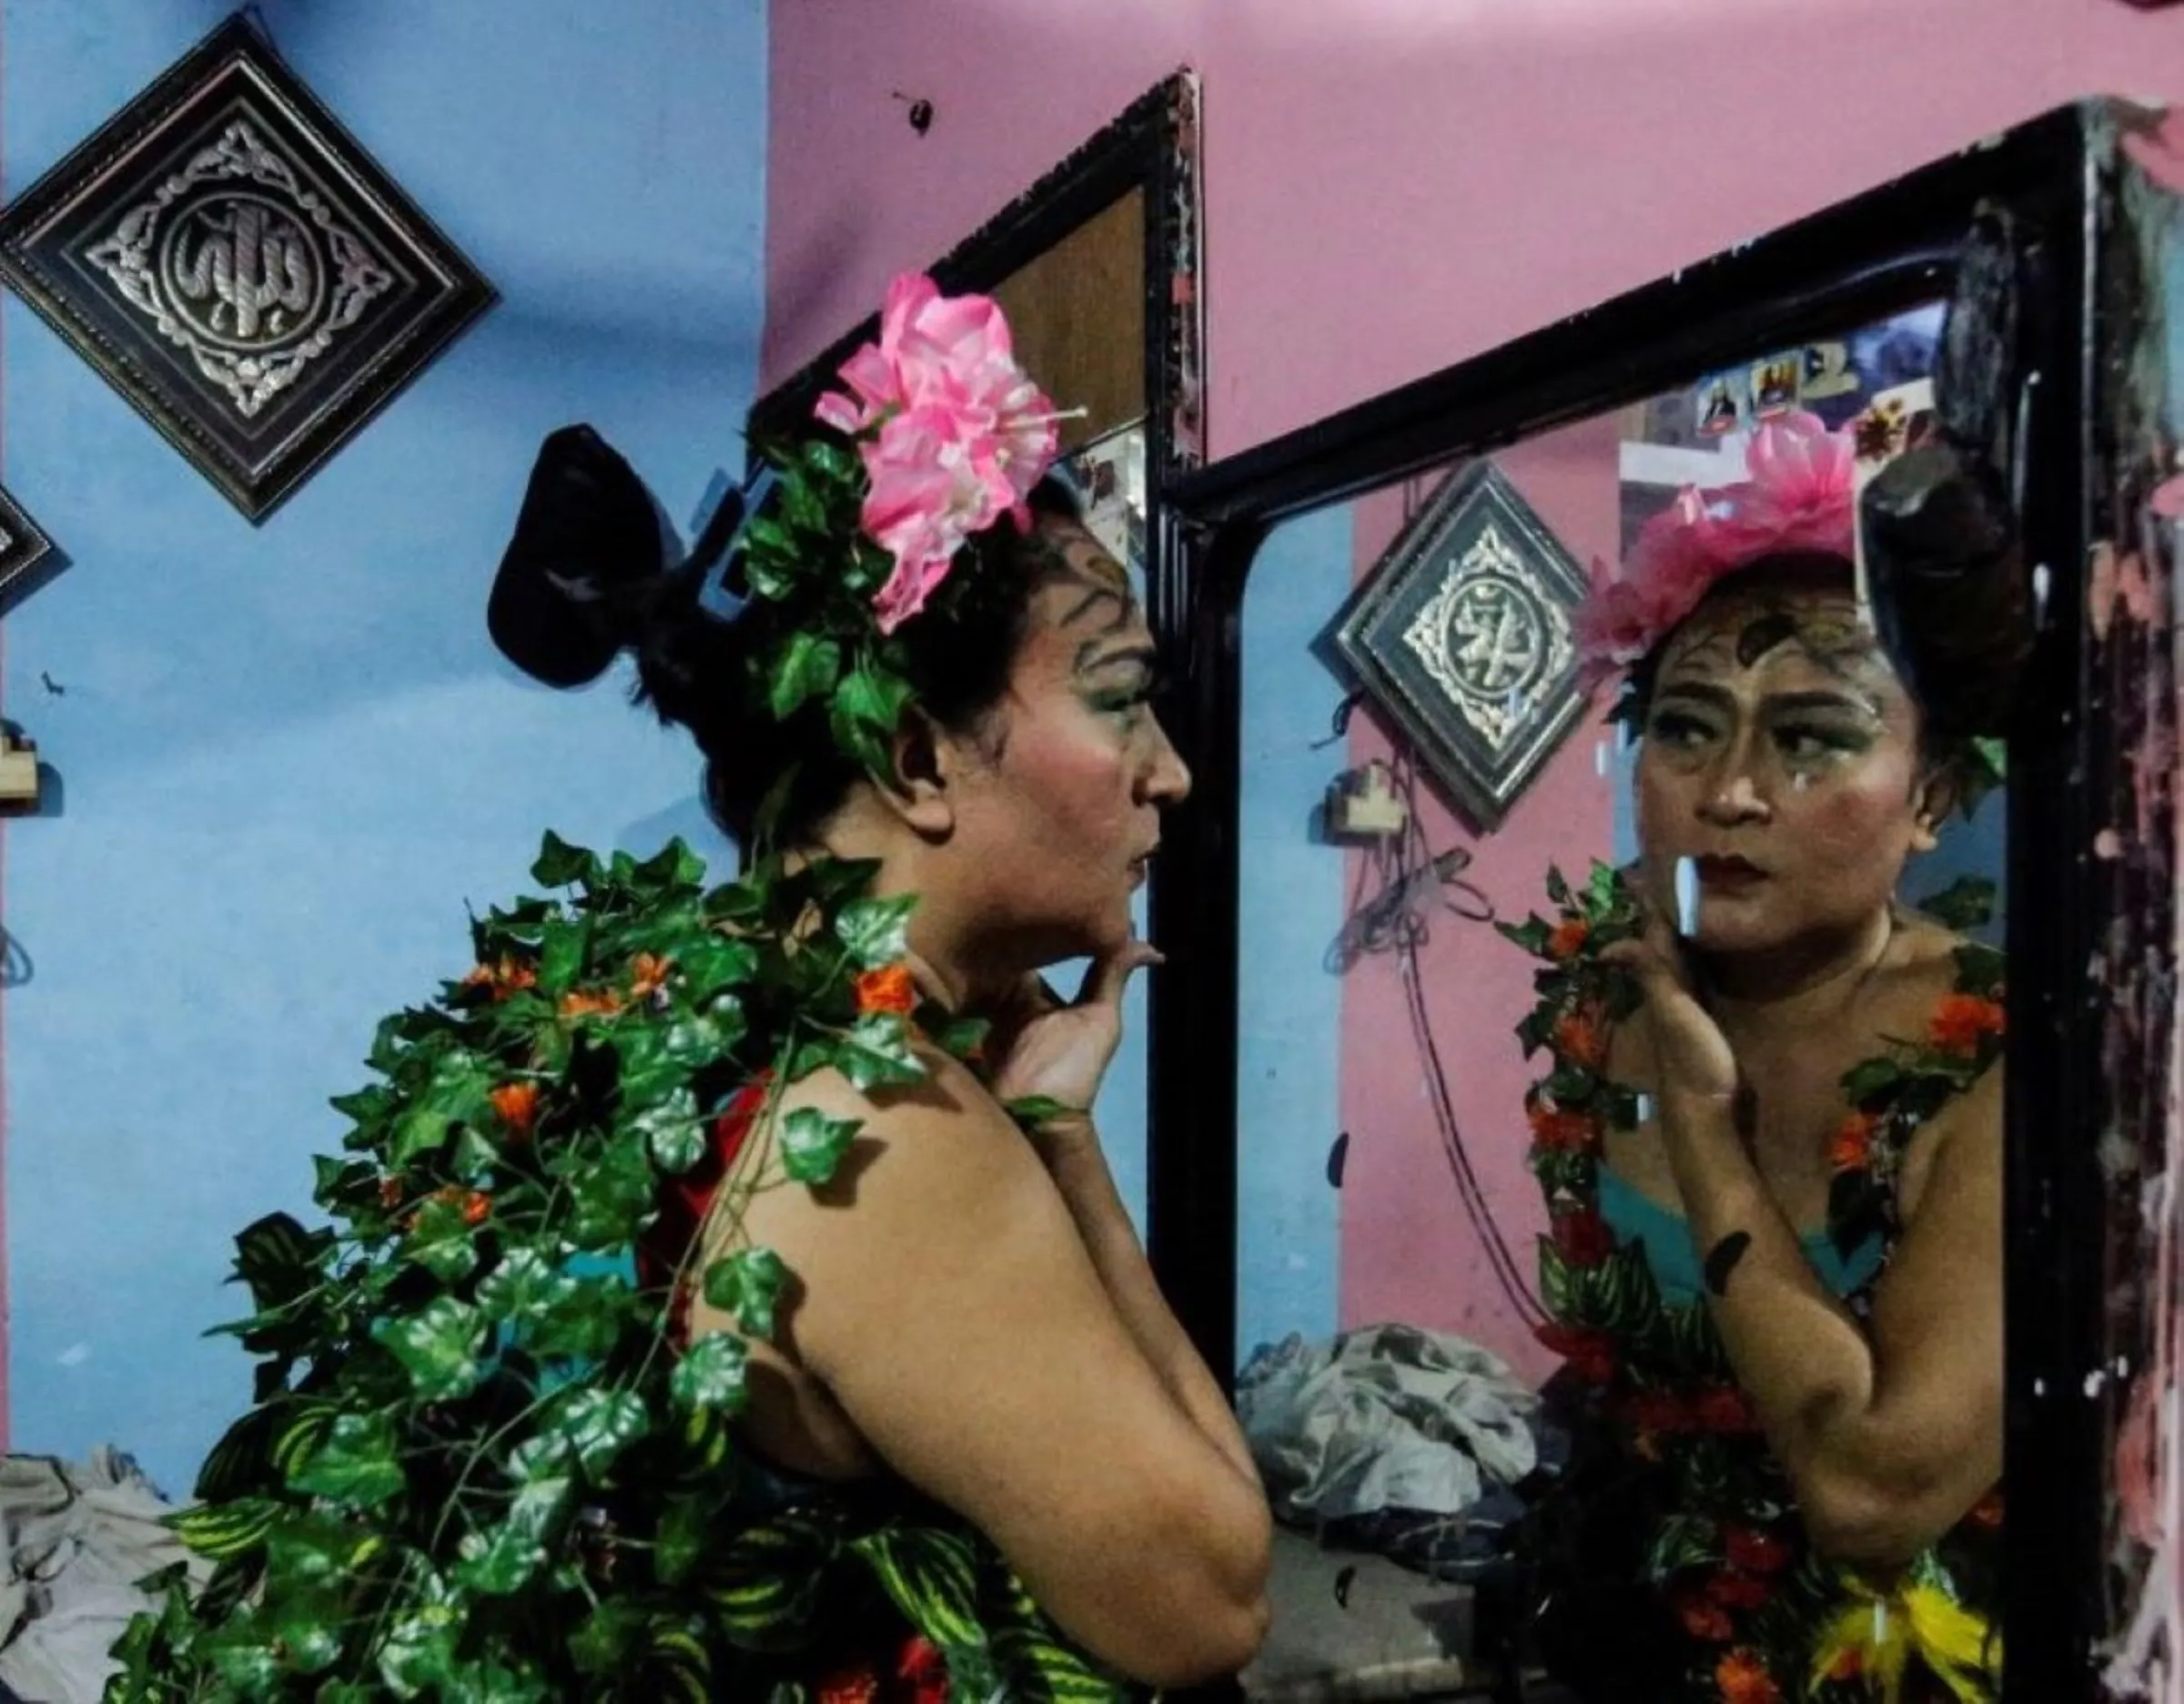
[1910, 763, 1959, 854]
[873, 707, 958, 837]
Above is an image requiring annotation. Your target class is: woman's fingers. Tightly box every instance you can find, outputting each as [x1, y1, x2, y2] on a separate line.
[1076, 937, 1165, 1012]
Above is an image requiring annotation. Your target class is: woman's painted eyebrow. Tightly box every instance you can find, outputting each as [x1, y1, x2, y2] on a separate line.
[1077, 640, 1159, 677]
[1654, 680, 1883, 718]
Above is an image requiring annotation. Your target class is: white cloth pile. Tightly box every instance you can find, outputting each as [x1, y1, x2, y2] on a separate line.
[0, 1449, 202, 1704]
[1236, 1323, 1539, 1526]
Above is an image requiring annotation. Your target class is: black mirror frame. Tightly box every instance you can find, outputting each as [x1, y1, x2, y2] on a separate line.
[1146, 100, 2164, 1701]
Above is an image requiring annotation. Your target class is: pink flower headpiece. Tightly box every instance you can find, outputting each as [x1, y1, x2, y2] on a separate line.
[1572, 410, 1857, 692]
[814, 272, 1070, 634]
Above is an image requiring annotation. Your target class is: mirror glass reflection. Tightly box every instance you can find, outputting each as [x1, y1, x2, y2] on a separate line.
[1230, 304, 2007, 1701]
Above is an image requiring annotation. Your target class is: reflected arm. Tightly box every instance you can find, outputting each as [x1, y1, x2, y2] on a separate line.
[1656, 1065, 2004, 1567]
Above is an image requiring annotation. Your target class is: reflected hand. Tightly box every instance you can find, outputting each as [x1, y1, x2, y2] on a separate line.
[1600, 909, 1739, 1106]
[982, 938, 1162, 1129]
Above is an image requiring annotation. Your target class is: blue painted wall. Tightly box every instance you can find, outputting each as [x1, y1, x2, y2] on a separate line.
[1, 0, 769, 1496]
[1232, 507, 1350, 1364]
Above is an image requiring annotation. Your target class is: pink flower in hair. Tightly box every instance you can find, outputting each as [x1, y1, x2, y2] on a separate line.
[1572, 411, 1857, 688]
[815, 272, 1066, 631]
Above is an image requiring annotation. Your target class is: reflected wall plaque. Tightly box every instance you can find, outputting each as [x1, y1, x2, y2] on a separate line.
[0, 484, 55, 608]
[0, 15, 496, 522]
[1330, 462, 1589, 830]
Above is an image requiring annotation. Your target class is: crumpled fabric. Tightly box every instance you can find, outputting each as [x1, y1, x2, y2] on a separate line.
[1236, 1323, 1539, 1526]
[0, 1448, 205, 1704]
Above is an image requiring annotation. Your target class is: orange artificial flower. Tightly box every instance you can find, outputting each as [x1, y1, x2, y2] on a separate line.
[1929, 993, 2005, 1059]
[559, 989, 624, 1020]
[1722, 1525, 1791, 1576]
[1967, 1489, 2004, 1532]
[1824, 1645, 1866, 1683]
[378, 1175, 405, 1210]
[1552, 1009, 1608, 1067]
[896, 1636, 950, 1704]
[853, 963, 918, 1017]
[1675, 1589, 1734, 1642]
[629, 953, 673, 999]
[812, 1664, 880, 1704]
[490, 1081, 540, 1141]
[460, 1191, 491, 1227]
[1526, 1099, 1600, 1154]
[1691, 1386, 1758, 1435]
[462, 955, 537, 1000]
[1547, 918, 1592, 961]
[1715, 1648, 1783, 1704]
[1830, 1111, 1879, 1173]
[1552, 1207, 1616, 1266]
[1706, 1570, 1770, 1610]
[1534, 1321, 1615, 1384]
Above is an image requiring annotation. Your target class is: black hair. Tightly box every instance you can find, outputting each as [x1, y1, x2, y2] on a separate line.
[488, 425, 1089, 846]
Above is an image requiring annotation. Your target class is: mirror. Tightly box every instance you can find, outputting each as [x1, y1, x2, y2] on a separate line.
[1223, 306, 2012, 1700]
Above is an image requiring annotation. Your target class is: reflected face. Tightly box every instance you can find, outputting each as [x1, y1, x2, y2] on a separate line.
[1633, 573, 1936, 957]
[945, 515, 1191, 960]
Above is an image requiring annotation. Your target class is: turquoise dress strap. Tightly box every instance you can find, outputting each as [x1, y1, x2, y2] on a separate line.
[1594, 1165, 1884, 1303]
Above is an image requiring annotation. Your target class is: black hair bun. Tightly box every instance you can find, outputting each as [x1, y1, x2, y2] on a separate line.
[1859, 441, 2028, 742]
[488, 424, 673, 688]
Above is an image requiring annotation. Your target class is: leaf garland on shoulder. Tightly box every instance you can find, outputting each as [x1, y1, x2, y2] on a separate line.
[109, 834, 1137, 1703]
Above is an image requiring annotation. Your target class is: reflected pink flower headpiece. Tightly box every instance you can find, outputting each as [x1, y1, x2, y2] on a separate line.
[815, 272, 1069, 633]
[1572, 411, 1857, 692]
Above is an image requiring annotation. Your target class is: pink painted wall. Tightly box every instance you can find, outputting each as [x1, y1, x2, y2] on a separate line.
[763, 0, 2184, 459]
[1337, 421, 1621, 1380]
[764, 0, 2184, 1376]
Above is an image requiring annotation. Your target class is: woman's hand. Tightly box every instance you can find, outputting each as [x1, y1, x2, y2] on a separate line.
[1601, 908, 1740, 1106]
[982, 938, 1162, 1125]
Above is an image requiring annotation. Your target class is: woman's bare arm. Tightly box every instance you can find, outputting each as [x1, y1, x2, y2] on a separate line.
[693, 1061, 1272, 1689]
[1657, 1064, 2003, 1566]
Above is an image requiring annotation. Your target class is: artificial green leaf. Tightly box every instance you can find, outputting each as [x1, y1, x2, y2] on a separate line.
[1918, 875, 1998, 933]
[538, 918, 593, 997]
[830, 1013, 924, 1093]
[568, 1599, 647, 1676]
[670, 1333, 751, 1416]
[230, 1212, 333, 1314]
[928, 1014, 991, 1061]
[781, 1107, 861, 1184]
[531, 833, 599, 889]
[374, 1297, 489, 1403]
[526, 1273, 632, 1363]
[662, 1009, 745, 1070]
[634, 1087, 705, 1174]
[1839, 1058, 1901, 1106]
[1002, 1095, 1078, 1131]
[289, 1412, 407, 1507]
[266, 1513, 388, 1586]
[703, 1248, 789, 1340]
[1643, 1513, 1719, 1584]
[403, 1194, 480, 1283]
[1537, 1235, 1576, 1320]
[563, 1140, 658, 1250]
[379, 1606, 461, 1699]
[830, 668, 912, 770]
[204, 1624, 285, 1691]
[834, 893, 917, 969]
[1497, 917, 1552, 956]
[548, 1388, 650, 1478]
[769, 632, 844, 720]
[167, 1496, 282, 1564]
[477, 1248, 579, 1323]
[633, 837, 709, 891]
[389, 1106, 452, 1168]
[652, 1495, 715, 1585]
[455, 1472, 568, 1596]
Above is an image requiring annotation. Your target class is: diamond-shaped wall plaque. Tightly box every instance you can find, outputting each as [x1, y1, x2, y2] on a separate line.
[0, 484, 56, 609]
[1330, 462, 1590, 830]
[0, 15, 497, 522]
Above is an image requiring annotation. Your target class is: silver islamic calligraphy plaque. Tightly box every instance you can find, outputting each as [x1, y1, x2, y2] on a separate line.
[1330, 461, 1588, 829]
[0, 15, 496, 522]
[0, 485, 57, 610]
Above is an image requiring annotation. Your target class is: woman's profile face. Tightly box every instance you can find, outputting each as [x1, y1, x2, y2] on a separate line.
[941, 516, 1191, 962]
[1633, 574, 1938, 958]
